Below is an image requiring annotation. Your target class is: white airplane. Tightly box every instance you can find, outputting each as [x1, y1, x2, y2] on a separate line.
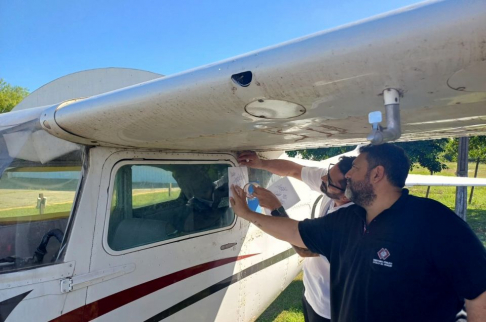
[1, 0, 486, 321]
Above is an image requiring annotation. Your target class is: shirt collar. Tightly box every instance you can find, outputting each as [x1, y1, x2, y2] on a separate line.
[387, 188, 410, 212]
[330, 201, 354, 213]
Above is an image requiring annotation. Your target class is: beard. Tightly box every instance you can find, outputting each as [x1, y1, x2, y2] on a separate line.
[345, 171, 376, 207]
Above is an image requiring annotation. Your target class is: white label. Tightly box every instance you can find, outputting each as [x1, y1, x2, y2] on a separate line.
[264, 177, 300, 215]
[228, 167, 249, 207]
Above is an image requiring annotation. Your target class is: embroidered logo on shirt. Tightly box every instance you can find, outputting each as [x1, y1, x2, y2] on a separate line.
[373, 248, 393, 268]
[377, 248, 390, 260]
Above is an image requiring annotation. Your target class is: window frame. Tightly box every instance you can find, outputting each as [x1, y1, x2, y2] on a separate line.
[103, 158, 237, 255]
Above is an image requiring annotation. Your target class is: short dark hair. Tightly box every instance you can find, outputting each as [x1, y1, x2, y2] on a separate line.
[359, 144, 410, 188]
[336, 156, 356, 187]
[337, 156, 356, 176]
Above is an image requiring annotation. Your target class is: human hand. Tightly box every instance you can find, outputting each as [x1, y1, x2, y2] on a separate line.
[230, 185, 251, 218]
[237, 151, 263, 169]
[251, 187, 282, 210]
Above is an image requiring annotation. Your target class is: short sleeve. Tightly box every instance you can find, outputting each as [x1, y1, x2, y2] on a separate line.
[298, 216, 333, 258]
[430, 204, 486, 300]
[301, 167, 326, 193]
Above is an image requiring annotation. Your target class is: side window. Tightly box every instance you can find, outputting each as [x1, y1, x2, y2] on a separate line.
[0, 150, 83, 273]
[108, 163, 233, 251]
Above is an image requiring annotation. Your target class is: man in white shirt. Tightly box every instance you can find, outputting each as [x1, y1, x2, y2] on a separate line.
[237, 152, 355, 322]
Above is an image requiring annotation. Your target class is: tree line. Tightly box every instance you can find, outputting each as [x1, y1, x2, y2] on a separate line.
[0, 78, 29, 113]
[287, 137, 486, 174]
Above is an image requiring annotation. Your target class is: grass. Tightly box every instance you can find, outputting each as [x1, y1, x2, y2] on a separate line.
[132, 188, 180, 208]
[0, 189, 76, 210]
[0, 188, 181, 219]
[256, 272, 305, 322]
[0, 203, 72, 218]
[258, 161, 486, 321]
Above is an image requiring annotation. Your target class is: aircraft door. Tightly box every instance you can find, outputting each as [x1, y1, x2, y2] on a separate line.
[0, 148, 89, 322]
[85, 151, 247, 322]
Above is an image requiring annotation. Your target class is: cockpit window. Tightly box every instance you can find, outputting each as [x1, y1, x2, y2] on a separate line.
[108, 163, 234, 251]
[0, 129, 83, 274]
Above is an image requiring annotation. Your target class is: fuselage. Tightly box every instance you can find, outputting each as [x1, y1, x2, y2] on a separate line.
[0, 123, 321, 321]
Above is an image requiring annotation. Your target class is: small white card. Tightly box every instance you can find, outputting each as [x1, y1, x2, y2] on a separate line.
[228, 166, 249, 207]
[264, 177, 300, 215]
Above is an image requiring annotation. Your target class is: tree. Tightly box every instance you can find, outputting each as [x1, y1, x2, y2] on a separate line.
[445, 136, 486, 203]
[444, 136, 486, 164]
[396, 139, 449, 174]
[287, 139, 448, 175]
[0, 79, 29, 113]
[286, 139, 449, 198]
[396, 139, 449, 198]
[469, 136, 486, 162]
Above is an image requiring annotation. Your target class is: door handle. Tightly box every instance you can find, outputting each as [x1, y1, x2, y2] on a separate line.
[220, 243, 237, 250]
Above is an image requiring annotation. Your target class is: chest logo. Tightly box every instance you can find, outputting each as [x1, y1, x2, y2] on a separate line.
[377, 248, 390, 260]
[373, 248, 393, 268]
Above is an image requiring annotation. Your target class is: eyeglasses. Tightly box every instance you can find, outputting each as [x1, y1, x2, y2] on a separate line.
[321, 163, 346, 192]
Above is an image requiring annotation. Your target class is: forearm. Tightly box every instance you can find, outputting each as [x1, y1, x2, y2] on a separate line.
[259, 159, 303, 180]
[466, 291, 486, 321]
[292, 245, 319, 257]
[272, 207, 317, 257]
[238, 210, 306, 248]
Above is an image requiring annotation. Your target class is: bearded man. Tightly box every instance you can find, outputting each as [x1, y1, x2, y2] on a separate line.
[238, 151, 355, 322]
[230, 144, 486, 322]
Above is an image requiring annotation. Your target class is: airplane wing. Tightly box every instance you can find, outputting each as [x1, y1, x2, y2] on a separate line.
[4, 0, 486, 152]
[406, 174, 486, 187]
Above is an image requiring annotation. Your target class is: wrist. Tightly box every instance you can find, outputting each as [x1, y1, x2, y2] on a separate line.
[241, 209, 252, 218]
[257, 159, 269, 170]
[271, 205, 287, 217]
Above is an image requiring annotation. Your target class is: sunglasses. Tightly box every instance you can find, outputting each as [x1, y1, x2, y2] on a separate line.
[320, 163, 346, 192]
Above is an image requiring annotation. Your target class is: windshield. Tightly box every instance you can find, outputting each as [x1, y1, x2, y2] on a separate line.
[0, 116, 83, 273]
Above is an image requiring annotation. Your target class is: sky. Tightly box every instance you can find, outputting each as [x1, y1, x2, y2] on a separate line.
[1, 0, 422, 92]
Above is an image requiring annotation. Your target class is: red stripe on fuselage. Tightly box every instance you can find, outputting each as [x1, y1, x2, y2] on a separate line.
[51, 253, 258, 322]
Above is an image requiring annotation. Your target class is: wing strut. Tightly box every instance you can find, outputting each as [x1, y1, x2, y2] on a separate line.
[367, 88, 401, 145]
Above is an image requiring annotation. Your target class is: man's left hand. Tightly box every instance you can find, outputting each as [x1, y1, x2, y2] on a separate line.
[230, 185, 251, 218]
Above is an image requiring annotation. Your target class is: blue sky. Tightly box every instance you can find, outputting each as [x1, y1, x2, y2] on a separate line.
[1, 0, 421, 92]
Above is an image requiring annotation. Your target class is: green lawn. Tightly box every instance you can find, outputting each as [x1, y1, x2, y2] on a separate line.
[256, 272, 305, 322]
[259, 161, 486, 322]
[0, 202, 72, 218]
[0, 188, 181, 219]
[132, 188, 180, 208]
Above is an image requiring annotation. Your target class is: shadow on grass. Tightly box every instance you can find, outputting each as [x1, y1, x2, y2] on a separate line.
[467, 209, 486, 247]
[256, 273, 304, 322]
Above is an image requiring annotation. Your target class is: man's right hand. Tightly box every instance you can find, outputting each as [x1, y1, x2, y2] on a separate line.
[252, 187, 282, 210]
[237, 151, 263, 169]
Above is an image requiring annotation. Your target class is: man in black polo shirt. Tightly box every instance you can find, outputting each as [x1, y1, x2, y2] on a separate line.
[230, 143, 486, 322]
